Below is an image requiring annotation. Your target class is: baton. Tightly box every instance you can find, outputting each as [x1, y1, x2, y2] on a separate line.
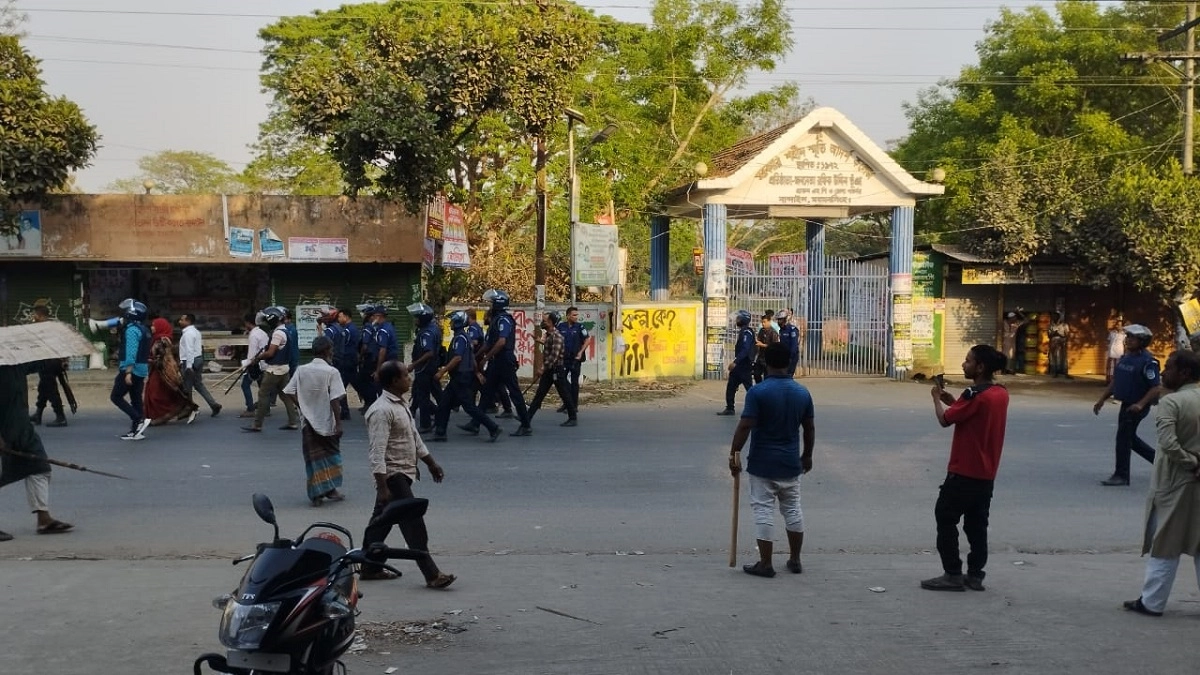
[57, 370, 79, 414]
[222, 366, 248, 395]
[0, 443, 129, 480]
[729, 472, 741, 567]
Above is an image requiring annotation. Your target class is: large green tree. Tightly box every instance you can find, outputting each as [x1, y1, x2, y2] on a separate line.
[108, 150, 244, 194]
[0, 35, 97, 233]
[893, 1, 1199, 300]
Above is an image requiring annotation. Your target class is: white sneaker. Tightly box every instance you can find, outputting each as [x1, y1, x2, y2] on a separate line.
[186, 410, 198, 425]
[131, 432, 146, 441]
[135, 418, 151, 435]
[119, 431, 137, 441]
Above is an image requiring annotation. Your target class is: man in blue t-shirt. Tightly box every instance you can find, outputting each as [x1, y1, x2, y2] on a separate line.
[1094, 323, 1162, 486]
[729, 342, 815, 578]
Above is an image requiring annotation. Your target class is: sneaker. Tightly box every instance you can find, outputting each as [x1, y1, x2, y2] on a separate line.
[135, 418, 151, 436]
[186, 410, 199, 425]
[119, 431, 138, 441]
[964, 575, 985, 591]
[716, 408, 736, 416]
[510, 426, 532, 437]
[560, 419, 577, 427]
[1101, 475, 1130, 487]
[920, 573, 965, 592]
[211, 404, 223, 418]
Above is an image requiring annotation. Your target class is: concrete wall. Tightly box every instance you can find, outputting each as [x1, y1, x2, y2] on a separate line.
[23, 194, 424, 263]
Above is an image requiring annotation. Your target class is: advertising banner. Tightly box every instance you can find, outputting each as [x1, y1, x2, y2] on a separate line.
[573, 223, 619, 286]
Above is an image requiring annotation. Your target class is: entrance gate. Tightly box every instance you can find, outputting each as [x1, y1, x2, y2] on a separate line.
[727, 258, 891, 376]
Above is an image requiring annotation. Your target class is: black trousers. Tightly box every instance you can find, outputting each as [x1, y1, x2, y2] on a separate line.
[110, 372, 145, 426]
[435, 374, 498, 434]
[563, 358, 583, 408]
[528, 367, 575, 422]
[478, 358, 529, 427]
[410, 370, 441, 428]
[934, 473, 994, 578]
[752, 360, 767, 384]
[361, 473, 439, 581]
[725, 364, 753, 409]
[1114, 403, 1155, 479]
[356, 360, 378, 409]
[35, 369, 64, 415]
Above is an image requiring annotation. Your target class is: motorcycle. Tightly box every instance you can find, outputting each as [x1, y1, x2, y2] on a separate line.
[194, 493, 432, 675]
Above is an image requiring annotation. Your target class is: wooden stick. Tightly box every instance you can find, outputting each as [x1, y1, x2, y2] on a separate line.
[0, 444, 129, 480]
[729, 472, 740, 567]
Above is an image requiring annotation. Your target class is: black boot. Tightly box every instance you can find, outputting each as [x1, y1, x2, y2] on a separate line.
[29, 409, 43, 426]
[47, 412, 68, 428]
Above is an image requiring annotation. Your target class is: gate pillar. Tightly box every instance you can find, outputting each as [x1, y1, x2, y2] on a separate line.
[888, 206, 915, 378]
[702, 203, 728, 379]
[805, 219, 826, 364]
[650, 215, 671, 301]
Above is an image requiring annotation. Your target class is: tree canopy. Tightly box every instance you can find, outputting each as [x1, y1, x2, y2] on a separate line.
[0, 35, 97, 231]
[107, 150, 244, 195]
[893, 1, 1200, 300]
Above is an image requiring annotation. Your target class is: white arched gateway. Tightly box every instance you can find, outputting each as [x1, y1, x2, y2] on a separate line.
[655, 107, 944, 378]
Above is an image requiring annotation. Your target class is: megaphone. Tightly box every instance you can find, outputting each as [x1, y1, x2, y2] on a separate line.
[88, 317, 121, 334]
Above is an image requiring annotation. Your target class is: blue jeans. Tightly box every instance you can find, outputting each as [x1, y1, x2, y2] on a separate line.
[110, 372, 145, 426]
[240, 372, 259, 412]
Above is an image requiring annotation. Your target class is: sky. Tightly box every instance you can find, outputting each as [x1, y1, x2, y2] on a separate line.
[17, 0, 1076, 192]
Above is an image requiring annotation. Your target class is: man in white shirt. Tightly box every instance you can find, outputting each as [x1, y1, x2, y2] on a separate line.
[177, 313, 221, 418]
[360, 360, 455, 588]
[282, 337, 346, 506]
[239, 313, 270, 417]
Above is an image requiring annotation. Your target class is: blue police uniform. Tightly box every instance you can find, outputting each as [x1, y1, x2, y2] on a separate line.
[434, 330, 499, 436]
[724, 325, 756, 411]
[322, 321, 351, 418]
[409, 322, 443, 429]
[779, 323, 800, 376]
[356, 320, 379, 410]
[1109, 349, 1161, 480]
[476, 310, 530, 428]
[375, 320, 400, 362]
[558, 320, 589, 409]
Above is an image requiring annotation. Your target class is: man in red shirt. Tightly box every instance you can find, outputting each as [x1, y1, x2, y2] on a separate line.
[923, 344, 1010, 592]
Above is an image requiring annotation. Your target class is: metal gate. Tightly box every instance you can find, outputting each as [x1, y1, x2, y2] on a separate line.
[726, 258, 891, 376]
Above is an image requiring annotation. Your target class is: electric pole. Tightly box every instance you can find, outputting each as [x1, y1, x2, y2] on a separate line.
[1123, 2, 1200, 174]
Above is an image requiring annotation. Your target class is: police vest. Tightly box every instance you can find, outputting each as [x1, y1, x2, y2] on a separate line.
[267, 328, 291, 366]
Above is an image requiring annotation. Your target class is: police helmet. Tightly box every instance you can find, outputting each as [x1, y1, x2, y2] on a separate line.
[483, 289, 510, 310]
[448, 310, 470, 331]
[276, 306, 292, 320]
[258, 306, 285, 330]
[318, 305, 339, 324]
[545, 310, 561, 326]
[407, 302, 435, 325]
[370, 304, 389, 318]
[776, 309, 790, 324]
[119, 298, 148, 322]
[734, 309, 752, 327]
[1123, 324, 1153, 346]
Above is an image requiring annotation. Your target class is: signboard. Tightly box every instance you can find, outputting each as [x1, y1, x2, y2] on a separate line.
[288, 237, 349, 262]
[752, 130, 876, 208]
[573, 222, 619, 286]
[229, 226, 255, 258]
[726, 248, 755, 275]
[294, 304, 328, 349]
[259, 228, 284, 258]
[0, 211, 42, 257]
[422, 237, 436, 272]
[692, 247, 704, 275]
[440, 202, 470, 269]
[426, 194, 446, 241]
[768, 252, 807, 278]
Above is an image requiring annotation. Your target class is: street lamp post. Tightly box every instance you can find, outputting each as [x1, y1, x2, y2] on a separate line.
[565, 108, 585, 305]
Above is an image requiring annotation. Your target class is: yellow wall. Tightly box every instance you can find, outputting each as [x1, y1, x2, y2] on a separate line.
[616, 305, 698, 378]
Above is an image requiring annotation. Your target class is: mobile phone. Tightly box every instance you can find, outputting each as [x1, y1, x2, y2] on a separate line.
[934, 374, 946, 390]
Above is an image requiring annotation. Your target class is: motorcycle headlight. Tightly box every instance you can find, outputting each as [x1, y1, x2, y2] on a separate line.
[219, 601, 281, 650]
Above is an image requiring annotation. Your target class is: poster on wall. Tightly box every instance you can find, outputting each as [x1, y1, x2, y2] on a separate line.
[259, 228, 285, 258]
[726, 248, 755, 275]
[573, 223, 619, 286]
[288, 237, 349, 262]
[295, 304, 331, 348]
[0, 211, 42, 257]
[229, 227, 255, 258]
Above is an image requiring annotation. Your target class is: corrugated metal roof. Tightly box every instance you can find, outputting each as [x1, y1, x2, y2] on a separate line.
[931, 244, 995, 263]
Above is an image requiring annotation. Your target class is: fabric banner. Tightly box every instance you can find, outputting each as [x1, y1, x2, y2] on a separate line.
[726, 248, 755, 275]
[440, 203, 470, 269]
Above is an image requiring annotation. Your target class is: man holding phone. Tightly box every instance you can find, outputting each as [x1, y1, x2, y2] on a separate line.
[728, 342, 815, 578]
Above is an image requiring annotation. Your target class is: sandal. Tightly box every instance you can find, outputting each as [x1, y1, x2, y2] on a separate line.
[742, 561, 775, 578]
[426, 573, 456, 589]
[37, 520, 73, 535]
[360, 569, 400, 581]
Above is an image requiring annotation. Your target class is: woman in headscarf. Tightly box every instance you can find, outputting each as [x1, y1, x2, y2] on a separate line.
[143, 317, 199, 426]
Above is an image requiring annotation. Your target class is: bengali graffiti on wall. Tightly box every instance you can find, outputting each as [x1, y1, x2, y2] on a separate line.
[14, 298, 61, 325]
[617, 305, 697, 378]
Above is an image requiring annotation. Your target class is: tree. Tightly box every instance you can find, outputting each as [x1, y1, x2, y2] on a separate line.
[0, 0, 26, 37]
[241, 105, 345, 195]
[0, 35, 97, 233]
[891, 1, 1199, 301]
[107, 150, 244, 194]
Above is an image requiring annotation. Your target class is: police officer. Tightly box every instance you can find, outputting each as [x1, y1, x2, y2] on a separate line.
[406, 302, 442, 433]
[471, 289, 532, 435]
[1094, 324, 1162, 486]
[557, 306, 592, 413]
[334, 307, 362, 419]
[318, 306, 352, 420]
[370, 305, 400, 378]
[477, 308, 513, 417]
[431, 310, 501, 443]
[777, 309, 800, 377]
[718, 309, 756, 415]
[29, 305, 69, 428]
[356, 305, 380, 411]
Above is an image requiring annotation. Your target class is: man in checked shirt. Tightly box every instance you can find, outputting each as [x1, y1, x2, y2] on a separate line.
[360, 361, 456, 588]
[525, 311, 578, 427]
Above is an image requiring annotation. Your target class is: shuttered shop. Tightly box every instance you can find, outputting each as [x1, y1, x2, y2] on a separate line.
[0, 262, 78, 327]
[270, 263, 421, 356]
[944, 277, 998, 371]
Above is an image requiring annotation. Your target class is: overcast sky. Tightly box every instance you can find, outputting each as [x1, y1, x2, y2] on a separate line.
[19, 0, 1068, 191]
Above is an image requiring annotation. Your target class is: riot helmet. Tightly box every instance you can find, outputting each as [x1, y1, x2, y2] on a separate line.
[407, 302, 435, 326]
[448, 310, 469, 331]
[258, 306, 285, 330]
[119, 298, 148, 322]
[545, 310, 561, 326]
[776, 309, 790, 324]
[482, 289, 510, 311]
[734, 309, 752, 327]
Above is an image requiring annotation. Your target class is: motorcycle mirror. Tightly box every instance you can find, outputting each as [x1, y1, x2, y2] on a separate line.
[251, 493, 280, 542]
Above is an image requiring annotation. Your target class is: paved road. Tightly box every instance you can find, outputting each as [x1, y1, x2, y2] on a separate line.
[0, 376, 1184, 674]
